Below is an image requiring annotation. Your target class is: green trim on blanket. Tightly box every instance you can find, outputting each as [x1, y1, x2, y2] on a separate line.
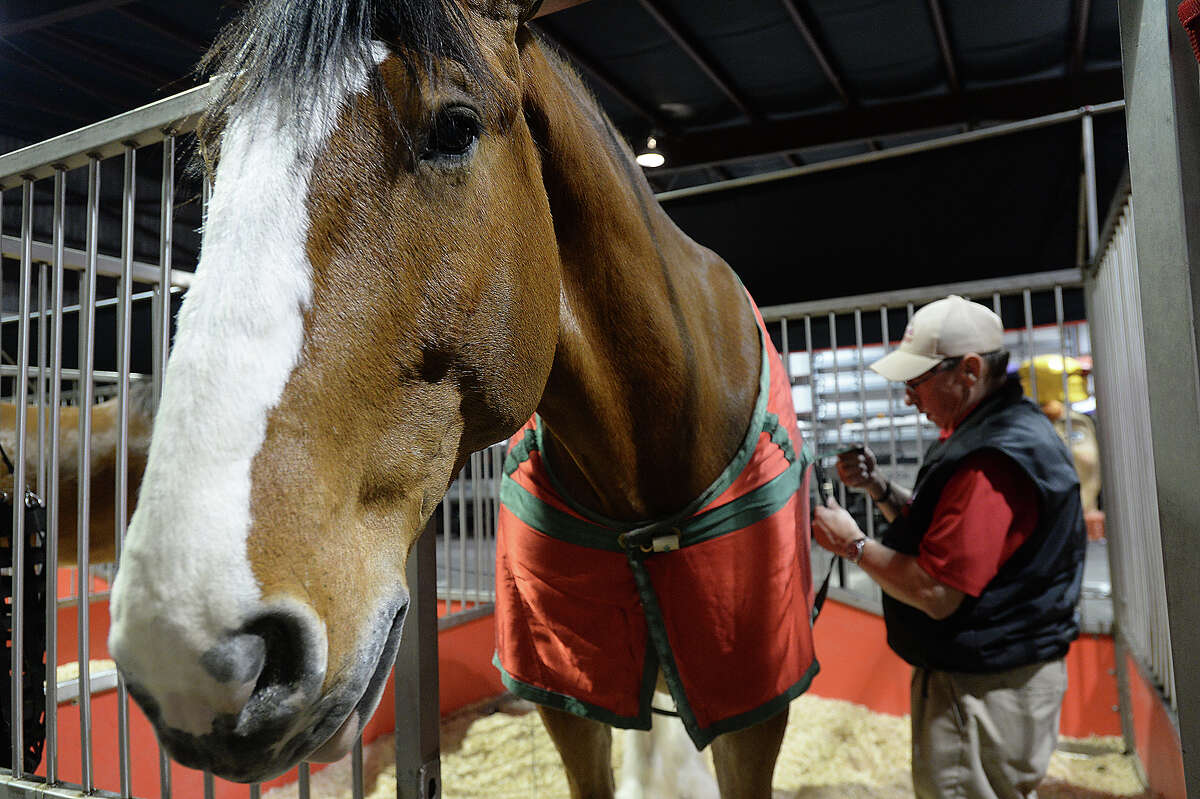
[503, 426, 537, 477]
[492, 653, 654, 731]
[499, 475, 623, 551]
[697, 658, 821, 746]
[500, 453, 805, 552]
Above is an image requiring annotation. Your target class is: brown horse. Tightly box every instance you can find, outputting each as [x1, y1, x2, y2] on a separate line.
[1, 382, 154, 566]
[108, 1, 814, 795]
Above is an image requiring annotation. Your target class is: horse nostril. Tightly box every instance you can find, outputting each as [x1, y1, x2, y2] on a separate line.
[241, 611, 314, 698]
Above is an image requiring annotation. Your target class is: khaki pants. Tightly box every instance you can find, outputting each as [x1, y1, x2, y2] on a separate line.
[910, 659, 1067, 799]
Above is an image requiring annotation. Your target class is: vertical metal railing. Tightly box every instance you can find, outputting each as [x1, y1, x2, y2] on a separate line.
[760, 272, 1092, 607]
[77, 154, 101, 795]
[1086, 198, 1174, 707]
[45, 167, 67, 787]
[436, 441, 505, 616]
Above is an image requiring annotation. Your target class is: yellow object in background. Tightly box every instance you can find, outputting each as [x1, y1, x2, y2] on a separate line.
[1019, 355, 1102, 521]
[1018, 354, 1090, 404]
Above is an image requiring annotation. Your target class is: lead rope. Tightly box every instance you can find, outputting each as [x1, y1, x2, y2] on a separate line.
[0, 438, 47, 774]
[810, 459, 839, 623]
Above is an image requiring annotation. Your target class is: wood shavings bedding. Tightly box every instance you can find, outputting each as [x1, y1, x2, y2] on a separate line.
[263, 695, 1148, 799]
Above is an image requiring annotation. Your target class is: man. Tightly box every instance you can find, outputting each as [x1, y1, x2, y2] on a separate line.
[812, 294, 1086, 799]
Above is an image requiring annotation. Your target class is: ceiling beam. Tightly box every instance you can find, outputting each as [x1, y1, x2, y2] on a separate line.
[33, 28, 180, 88]
[1068, 0, 1092, 75]
[634, 0, 758, 120]
[0, 0, 137, 37]
[657, 68, 1123, 172]
[924, 0, 961, 94]
[0, 90, 95, 126]
[530, 22, 670, 131]
[778, 0, 851, 106]
[114, 4, 208, 54]
[0, 39, 138, 110]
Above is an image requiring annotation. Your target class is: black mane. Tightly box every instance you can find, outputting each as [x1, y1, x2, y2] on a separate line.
[197, 0, 493, 165]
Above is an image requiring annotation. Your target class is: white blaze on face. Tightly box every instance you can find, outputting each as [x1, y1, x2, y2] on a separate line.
[109, 45, 388, 738]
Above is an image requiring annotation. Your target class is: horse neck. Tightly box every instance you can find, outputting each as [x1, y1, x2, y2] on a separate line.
[523, 41, 760, 520]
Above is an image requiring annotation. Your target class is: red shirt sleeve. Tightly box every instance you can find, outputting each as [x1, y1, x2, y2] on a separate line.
[916, 450, 1039, 597]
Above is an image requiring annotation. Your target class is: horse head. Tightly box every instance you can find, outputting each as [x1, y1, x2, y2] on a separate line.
[108, 0, 559, 781]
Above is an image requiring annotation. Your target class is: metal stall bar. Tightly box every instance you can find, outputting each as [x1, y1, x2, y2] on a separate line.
[114, 145, 136, 799]
[484, 446, 494, 599]
[879, 308, 898, 503]
[158, 139, 173, 799]
[780, 317, 791, 383]
[826, 312, 847, 587]
[37, 259, 47, 499]
[10, 180, 34, 779]
[804, 316, 818, 470]
[473, 451, 482, 606]
[76, 156, 101, 794]
[394, 522, 441, 799]
[828, 313, 843, 464]
[0, 235, 192, 289]
[907, 304, 924, 463]
[441, 484, 451, 607]
[298, 764, 311, 799]
[1081, 112, 1100, 260]
[351, 739, 364, 799]
[156, 136, 175, 402]
[1022, 289, 1039, 405]
[45, 168, 67, 788]
[759, 269, 1080, 322]
[852, 309, 873, 539]
[0, 82, 213, 190]
[159, 749, 171, 799]
[1054, 286, 1073, 444]
[457, 466, 467, 608]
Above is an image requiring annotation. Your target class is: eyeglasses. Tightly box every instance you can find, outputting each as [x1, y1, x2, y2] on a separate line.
[905, 356, 963, 390]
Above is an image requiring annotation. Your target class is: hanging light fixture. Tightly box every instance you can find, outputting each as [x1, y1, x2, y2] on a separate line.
[636, 135, 666, 168]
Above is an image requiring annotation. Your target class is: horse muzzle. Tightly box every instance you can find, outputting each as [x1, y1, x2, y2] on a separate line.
[115, 599, 408, 782]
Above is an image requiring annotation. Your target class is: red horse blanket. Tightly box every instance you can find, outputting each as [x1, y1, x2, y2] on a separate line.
[493, 300, 817, 748]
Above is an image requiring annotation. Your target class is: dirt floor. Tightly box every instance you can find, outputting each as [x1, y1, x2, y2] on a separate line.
[263, 694, 1149, 799]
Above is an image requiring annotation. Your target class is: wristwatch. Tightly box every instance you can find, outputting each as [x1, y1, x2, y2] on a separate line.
[845, 537, 867, 565]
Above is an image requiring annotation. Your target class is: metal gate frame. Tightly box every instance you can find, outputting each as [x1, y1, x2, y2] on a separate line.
[1112, 1, 1200, 794]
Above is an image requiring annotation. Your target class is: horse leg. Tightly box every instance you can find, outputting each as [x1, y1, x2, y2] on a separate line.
[710, 706, 788, 799]
[538, 705, 615, 799]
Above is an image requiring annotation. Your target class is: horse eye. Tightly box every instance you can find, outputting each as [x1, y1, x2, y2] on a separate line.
[424, 106, 481, 162]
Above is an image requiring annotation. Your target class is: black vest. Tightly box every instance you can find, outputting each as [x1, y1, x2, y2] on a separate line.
[881, 379, 1086, 673]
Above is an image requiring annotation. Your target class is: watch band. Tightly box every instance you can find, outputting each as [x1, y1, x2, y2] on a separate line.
[847, 537, 867, 565]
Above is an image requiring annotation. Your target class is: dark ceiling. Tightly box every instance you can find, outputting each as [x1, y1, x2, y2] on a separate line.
[0, 0, 1129, 305]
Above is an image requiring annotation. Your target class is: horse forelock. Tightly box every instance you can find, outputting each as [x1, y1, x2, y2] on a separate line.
[197, 0, 498, 174]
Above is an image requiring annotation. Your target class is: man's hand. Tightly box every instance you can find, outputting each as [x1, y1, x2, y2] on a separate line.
[836, 445, 888, 499]
[812, 496, 864, 556]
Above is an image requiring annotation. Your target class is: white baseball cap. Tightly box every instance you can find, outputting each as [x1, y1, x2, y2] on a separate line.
[871, 295, 1004, 382]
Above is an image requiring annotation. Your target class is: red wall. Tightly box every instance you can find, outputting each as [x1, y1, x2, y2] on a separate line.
[799, 599, 1122, 737]
[1127, 652, 1186, 799]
